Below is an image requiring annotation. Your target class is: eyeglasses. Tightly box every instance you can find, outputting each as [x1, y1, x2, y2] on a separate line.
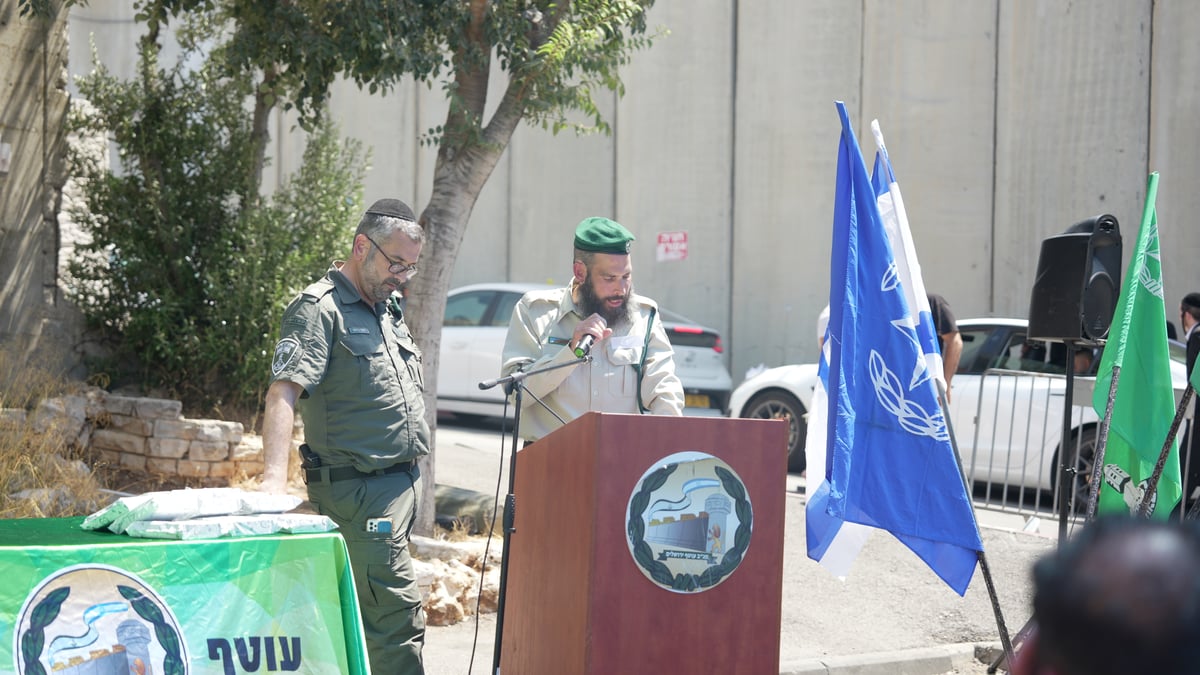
[364, 234, 419, 276]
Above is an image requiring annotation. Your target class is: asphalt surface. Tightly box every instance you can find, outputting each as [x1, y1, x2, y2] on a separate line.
[422, 416, 1066, 675]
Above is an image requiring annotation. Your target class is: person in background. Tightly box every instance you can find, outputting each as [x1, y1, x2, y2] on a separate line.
[260, 198, 428, 674]
[500, 217, 684, 443]
[1180, 292, 1200, 506]
[1010, 516, 1200, 675]
[1183, 292, 1200, 375]
[928, 293, 962, 399]
[1072, 347, 1096, 376]
[816, 303, 830, 352]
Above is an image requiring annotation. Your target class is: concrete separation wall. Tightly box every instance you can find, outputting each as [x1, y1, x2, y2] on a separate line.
[6, 1, 1199, 391]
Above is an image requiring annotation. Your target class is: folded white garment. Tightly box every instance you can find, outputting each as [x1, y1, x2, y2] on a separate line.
[122, 513, 337, 540]
[82, 487, 304, 535]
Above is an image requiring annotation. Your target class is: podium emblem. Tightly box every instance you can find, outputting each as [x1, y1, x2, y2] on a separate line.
[626, 451, 752, 593]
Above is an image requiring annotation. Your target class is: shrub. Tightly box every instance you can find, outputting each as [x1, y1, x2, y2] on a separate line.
[65, 47, 365, 419]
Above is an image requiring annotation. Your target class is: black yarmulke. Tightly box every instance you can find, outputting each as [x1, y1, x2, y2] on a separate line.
[365, 198, 415, 222]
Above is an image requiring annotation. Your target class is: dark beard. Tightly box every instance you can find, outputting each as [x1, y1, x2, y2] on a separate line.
[578, 275, 633, 327]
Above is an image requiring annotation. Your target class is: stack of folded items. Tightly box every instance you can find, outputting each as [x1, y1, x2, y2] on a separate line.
[81, 487, 336, 540]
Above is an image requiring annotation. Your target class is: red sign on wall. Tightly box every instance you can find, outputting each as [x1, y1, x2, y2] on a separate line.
[656, 231, 688, 262]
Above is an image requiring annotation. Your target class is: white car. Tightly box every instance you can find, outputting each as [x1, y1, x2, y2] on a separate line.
[438, 282, 733, 419]
[728, 317, 1189, 509]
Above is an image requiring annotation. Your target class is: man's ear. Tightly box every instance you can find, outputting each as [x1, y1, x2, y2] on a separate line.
[355, 234, 379, 264]
[573, 260, 587, 283]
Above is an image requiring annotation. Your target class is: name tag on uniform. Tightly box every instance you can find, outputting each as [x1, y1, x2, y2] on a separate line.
[348, 327, 370, 334]
[611, 335, 640, 349]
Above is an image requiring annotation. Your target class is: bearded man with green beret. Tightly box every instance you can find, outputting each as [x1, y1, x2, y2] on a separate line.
[501, 217, 685, 442]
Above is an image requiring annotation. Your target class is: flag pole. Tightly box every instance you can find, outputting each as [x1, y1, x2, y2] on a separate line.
[1085, 365, 1119, 521]
[937, 382, 1014, 666]
[1188, 375, 1200, 520]
[1136, 386, 1195, 518]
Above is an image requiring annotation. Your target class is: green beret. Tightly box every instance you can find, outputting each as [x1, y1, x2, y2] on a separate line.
[574, 217, 635, 254]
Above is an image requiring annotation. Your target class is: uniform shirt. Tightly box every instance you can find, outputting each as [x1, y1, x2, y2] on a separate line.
[501, 284, 685, 441]
[270, 263, 430, 471]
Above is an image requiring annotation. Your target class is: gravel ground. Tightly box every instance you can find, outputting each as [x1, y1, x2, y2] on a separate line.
[774, 487, 1052, 666]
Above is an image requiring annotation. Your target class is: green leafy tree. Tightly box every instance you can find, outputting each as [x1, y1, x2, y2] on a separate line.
[65, 43, 366, 416]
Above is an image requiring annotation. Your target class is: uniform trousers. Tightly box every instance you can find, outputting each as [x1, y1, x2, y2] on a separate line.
[307, 464, 425, 674]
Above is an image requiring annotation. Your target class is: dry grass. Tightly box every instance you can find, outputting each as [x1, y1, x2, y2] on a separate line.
[438, 515, 485, 541]
[0, 346, 108, 519]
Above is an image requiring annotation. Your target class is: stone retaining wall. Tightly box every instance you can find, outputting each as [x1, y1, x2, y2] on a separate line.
[25, 388, 264, 483]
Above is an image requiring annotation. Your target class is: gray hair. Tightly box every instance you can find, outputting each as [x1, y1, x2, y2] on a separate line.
[357, 211, 424, 245]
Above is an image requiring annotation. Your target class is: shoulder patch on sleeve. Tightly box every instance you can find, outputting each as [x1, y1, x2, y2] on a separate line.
[271, 337, 302, 375]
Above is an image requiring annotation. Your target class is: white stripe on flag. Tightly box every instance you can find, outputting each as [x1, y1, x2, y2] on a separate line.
[804, 377, 871, 578]
[871, 120, 946, 393]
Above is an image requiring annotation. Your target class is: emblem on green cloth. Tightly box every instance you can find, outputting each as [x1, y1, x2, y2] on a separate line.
[15, 564, 188, 674]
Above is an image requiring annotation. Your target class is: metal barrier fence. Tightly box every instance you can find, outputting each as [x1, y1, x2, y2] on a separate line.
[958, 369, 1096, 521]
[959, 368, 1197, 523]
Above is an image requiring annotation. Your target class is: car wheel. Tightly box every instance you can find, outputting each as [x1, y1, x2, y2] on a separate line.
[1052, 427, 1097, 515]
[742, 390, 807, 473]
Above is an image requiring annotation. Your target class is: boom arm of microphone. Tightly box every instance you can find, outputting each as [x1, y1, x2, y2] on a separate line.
[478, 353, 591, 391]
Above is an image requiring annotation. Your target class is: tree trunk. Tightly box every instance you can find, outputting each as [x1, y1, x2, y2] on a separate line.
[407, 144, 508, 535]
[405, 0, 534, 536]
[247, 65, 278, 206]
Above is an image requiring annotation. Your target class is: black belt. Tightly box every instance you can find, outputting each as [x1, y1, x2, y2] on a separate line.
[304, 460, 415, 484]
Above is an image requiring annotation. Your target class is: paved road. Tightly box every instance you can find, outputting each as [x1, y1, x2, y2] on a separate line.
[423, 414, 1063, 675]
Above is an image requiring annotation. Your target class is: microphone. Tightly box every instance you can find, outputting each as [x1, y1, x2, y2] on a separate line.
[573, 317, 606, 358]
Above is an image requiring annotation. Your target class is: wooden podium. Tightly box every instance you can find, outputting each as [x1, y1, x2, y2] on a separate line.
[498, 412, 788, 674]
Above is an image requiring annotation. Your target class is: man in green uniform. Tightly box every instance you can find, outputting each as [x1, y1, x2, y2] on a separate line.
[501, 217, 684, 442]
[261, 198, 429, 674]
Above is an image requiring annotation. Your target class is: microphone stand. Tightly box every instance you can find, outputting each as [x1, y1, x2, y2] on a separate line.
[479, 355, 588, 675]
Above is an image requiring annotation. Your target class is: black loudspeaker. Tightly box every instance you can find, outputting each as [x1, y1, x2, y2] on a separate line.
[1028, 214, 1122, 343]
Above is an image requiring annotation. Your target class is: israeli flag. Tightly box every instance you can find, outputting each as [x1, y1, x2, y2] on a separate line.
[806, 102, 982, 595]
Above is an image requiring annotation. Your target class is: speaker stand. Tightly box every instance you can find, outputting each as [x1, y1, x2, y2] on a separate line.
[1056, 339, 1086, 542]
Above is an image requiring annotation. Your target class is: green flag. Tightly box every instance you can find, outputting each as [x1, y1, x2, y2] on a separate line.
[1091, 172, 1182, 517]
